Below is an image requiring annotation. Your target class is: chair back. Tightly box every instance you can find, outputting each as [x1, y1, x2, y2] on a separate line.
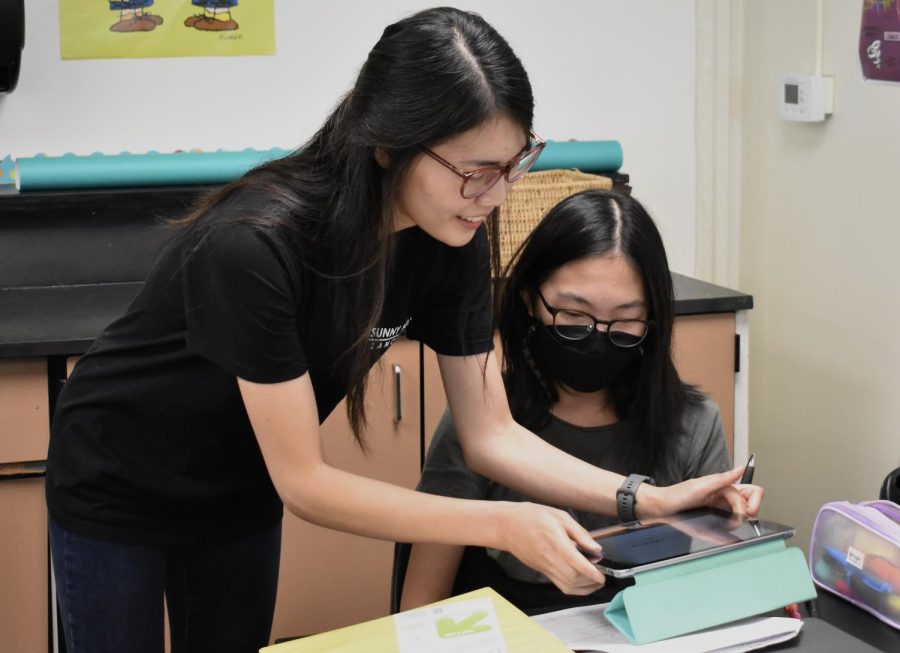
[390, 542, 412, 614]
[495, 169, 612, 270]
[880, 466, 900, 502]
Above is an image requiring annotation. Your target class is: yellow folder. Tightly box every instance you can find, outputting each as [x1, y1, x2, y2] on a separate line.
[260, 587, 573, 653]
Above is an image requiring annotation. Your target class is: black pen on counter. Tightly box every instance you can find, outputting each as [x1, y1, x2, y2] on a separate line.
[740, 453, 756, 485]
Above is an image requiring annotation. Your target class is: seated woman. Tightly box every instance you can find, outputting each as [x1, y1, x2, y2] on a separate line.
[401, 189, 762, 611]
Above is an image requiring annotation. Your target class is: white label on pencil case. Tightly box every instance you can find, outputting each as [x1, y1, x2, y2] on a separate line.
[846, 545, 865, 570]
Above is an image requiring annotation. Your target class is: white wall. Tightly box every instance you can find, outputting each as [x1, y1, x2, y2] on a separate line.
[0, 0, 699, 273]
[739, 0, 900, 551]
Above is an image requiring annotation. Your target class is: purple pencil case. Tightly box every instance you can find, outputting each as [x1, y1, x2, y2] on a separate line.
[808, 500, 900, 630]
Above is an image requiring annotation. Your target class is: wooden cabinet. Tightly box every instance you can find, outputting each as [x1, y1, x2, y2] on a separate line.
[672, 312, 737, 456]
[0, 359, 50, 653]
[270, 338, 422, 640]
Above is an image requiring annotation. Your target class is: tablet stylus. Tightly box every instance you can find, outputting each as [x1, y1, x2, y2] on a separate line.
[740, 453, 755, 484]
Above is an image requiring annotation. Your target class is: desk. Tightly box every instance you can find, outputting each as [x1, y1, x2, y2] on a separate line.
[799, 593, 899, 652]
[524, 593, 897, 652]
[769, 618, 881, 652]
[758, 593, 898, 652]
[268, 589, 898, 653]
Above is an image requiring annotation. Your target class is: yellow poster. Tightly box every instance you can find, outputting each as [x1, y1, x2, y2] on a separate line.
[59, 0, 275, 59]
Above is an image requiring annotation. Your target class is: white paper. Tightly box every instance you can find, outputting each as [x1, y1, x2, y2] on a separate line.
[394, 597, 508, 653]
[532, 603, 802, 653]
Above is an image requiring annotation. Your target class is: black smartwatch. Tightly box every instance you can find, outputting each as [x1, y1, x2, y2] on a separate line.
[616, 473, 656, 523]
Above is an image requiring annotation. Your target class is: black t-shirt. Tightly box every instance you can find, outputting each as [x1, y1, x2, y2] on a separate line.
[46, 193, 494, 546]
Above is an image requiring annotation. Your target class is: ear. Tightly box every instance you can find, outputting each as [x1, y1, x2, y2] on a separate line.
[374, 147, 391, 168]
[519, 289, 535, 317]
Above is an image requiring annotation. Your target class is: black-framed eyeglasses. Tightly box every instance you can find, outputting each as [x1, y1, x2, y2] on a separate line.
[420, 131, 546, 199]
[535, 288, 652, 348]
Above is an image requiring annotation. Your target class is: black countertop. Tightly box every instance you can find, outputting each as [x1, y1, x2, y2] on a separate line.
[671, 272, 753, 316]
[0, 283, 145, 358]
[0, 273, 752, 359]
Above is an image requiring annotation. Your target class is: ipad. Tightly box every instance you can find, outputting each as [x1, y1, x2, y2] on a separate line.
[588, 508, 795, 577]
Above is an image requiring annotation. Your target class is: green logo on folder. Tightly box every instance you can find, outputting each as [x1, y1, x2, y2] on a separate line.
[435, 610, 492, 638]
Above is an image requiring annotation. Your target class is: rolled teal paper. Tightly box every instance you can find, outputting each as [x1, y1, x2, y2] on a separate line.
[14, 141, 622, 191]
[15, 149, 291, 191]
[532, 140, 623, 172]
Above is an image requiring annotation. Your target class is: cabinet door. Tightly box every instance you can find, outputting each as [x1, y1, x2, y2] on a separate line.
[269, 338, 422, 641]
[0, 359, 50, 653]
[0, 478, 48, 653]
[672, 313, 736, 456]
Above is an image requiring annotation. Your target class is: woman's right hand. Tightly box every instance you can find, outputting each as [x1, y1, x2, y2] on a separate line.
[636, 466, 764, 518]
[494, 501, 607, 596]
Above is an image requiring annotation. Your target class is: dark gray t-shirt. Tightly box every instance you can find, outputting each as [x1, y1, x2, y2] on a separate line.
[417, 396, 731, 583]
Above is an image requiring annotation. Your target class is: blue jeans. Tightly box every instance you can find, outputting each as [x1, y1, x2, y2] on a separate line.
[49, 517, 281, 653]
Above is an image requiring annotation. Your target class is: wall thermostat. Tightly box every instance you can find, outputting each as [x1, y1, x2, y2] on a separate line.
[778, 73, 834, 122]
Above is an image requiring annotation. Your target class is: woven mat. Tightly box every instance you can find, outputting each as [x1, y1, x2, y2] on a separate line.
[496, 169, 612, 269]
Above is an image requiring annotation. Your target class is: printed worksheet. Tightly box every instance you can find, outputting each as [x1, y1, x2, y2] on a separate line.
[395, 597, 508, 653]
[532, 603, 802, 653]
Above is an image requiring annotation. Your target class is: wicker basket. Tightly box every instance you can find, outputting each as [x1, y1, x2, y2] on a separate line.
[496, 169, 613, 270]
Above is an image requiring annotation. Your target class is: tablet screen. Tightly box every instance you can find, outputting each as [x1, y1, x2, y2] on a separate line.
[590, 508, 794, 576]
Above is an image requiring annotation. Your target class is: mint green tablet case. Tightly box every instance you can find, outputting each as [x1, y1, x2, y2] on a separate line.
[604, 539, 816, 644]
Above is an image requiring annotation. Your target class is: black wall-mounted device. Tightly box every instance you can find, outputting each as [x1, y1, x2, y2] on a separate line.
[0, 0, 25, 93]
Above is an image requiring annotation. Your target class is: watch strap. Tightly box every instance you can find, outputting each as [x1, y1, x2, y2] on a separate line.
[616, 473, 656, 523]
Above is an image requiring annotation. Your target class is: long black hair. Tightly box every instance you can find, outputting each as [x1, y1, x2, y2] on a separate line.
[171, 7, 534, 446]
[497, 190, 702, 476]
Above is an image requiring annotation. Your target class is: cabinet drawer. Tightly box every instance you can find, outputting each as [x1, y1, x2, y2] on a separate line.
[0, 359, 50, 464]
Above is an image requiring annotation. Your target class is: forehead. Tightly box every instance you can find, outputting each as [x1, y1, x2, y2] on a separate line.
[543, 254, 645, 305]
[435, 116, 528, 164]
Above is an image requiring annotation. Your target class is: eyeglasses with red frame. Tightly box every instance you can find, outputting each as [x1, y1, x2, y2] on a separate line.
[420, 131, 546, 199]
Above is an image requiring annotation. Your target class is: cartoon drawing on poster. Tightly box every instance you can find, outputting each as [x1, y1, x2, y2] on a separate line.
[184, 1, 240, 32]
[60, 0, 273, 58]
[108, 1, 163, 33]
[859, 0, 900, 82]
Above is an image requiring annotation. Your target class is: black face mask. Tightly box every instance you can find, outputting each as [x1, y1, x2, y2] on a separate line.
[527, 320, 641, 393]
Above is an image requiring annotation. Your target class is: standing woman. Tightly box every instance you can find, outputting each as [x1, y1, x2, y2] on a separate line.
[47, 8, 750, 652]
